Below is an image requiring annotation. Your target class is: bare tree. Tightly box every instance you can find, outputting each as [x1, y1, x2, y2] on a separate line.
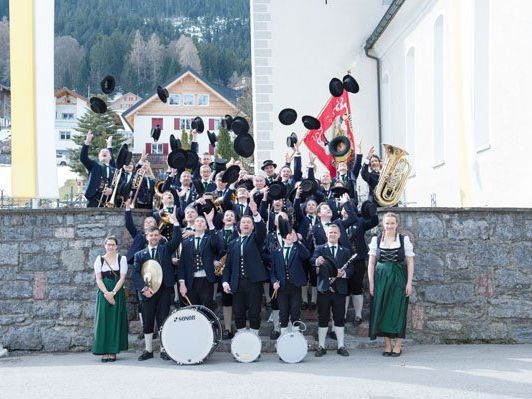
[146, 33, 165, 85]
[129, 30, 147, 83]
[54, 35, 85, 89]
[173, 35, 202, 74]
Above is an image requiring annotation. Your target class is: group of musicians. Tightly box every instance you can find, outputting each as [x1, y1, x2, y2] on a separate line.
[82, 128, 383, 360]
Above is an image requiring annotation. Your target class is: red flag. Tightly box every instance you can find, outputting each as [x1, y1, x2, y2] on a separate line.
[303, 91, 356, 177]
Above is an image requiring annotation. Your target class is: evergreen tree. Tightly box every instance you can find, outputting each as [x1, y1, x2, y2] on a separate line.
[215, 126, 238, 161]
[180, 128, 190, 150]
[68, 100, 127, 176]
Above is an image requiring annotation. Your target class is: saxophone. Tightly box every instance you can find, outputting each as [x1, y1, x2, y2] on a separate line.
[214, 255, 227, 276]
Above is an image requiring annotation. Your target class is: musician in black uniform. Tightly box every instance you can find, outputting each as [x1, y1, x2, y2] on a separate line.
[271, 230, 310, 335]
[222, 198, 268, 336]
[132, 210, 182, 361]
[178, 209, 222, 310]
[80, 131, 115, 207]
[361, 146, 382, 205]
[311, 223, 354, 357]
[214, 210, 239, 339]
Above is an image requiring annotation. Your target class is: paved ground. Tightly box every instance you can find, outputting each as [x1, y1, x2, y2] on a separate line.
[1, 345, 531, 399]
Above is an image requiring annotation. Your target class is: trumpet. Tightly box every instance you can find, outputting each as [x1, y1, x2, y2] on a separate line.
[214, 255, 227, 276]
[129, 167, 146, 208]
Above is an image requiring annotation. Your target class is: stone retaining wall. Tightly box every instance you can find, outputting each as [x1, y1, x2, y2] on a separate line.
[0, 207, 530, 351]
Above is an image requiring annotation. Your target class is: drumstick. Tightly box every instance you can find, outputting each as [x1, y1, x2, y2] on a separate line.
[271, 287, 279, 300]
[183, 295, 192, 306]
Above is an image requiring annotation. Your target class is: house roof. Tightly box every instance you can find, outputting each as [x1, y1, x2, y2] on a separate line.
[122, 69, 240, 128]
[54, 87, 88, 102]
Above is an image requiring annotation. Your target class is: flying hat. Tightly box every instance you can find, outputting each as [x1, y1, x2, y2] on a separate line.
[213, 158, 228, 173]
[221, 165, 240, 184]
[302, 115, 321, 130]
[342, 74, 360, 94]
[89, 97, 107, 114]
[278, 216, 292, 239]
[191, 116, 205, 133]
[268, 181, 287, 200]
[170, 134, 181, 151]
[329, 78, 344, 97]
[167, 149, 187, 170]
[100, 75, 116, 95]
[236, 179, 254, 191]
[278, 108, 298, 126]
[157, 85, 169, 103]
[221, 114, 233, 130]
[331, 186, 349, 198]
[231, 116, 249, 135]
[328, 136, 351, 157]
[116, 144, 129, 169]
[185, 150, 199, 169]
[207, 130, 217, 147]
[234, 133, 255, 158]
[286, 132, 298, 148]
[151, 125, 162, 142]
[196, 199, 215, 216]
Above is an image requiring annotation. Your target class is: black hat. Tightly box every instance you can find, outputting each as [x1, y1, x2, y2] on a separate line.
[261, 159, 277, 170]
[221, 165, 240, 184]
[170, 134, 181, 151]
[320, 255, 338, 279]
[207, 130, 217, 147]
[185, 150, 199, 169]
[213, 158, 228, 173]
[278, 216, 292, 239]
[234, 133, 255, 158]
[192, 179, 205, 197]
[328, 136, 351, 157]
[89, 97, 107, 114]
[286, 132, 298, 148]
[231, 117, 249, 135]
[222, 114, 233, 130]
[124, 151, 133, 167]
[278, 108, 297, 126]
[196, 199, 215, 216]
[168, 149, 187, 170]
[268, 181, 287, 200]
[100, 75, 116, 95]
[302, 115, 321, 130]
[118, 180, 132, 199]
[331, 186, 349, 198]
[157, 85, 169, 103]
[191, 116, 204, 133]
[329, 78, 344, 97]
[300, 179, 318, 197]
[236, 179, 254, 191]
[151, 125, 162, 142]
[361, 200, 377, 219]
[116, 144, 129, 169]
[342, 74, 360, 94]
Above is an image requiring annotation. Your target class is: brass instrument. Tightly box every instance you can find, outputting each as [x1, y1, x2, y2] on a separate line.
[154, 180, 165, 209]
[129, 167, 146, 208]
[214, 255, 227, 276]
[158, 209, 174, 239]
[103, 168, 122, 208]
[213, 196, 225, 213]
[374, 144, 412, 207]
[97, 177, 109, 207]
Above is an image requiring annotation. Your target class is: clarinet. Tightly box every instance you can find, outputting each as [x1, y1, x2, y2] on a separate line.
[328, 253, 358, 292]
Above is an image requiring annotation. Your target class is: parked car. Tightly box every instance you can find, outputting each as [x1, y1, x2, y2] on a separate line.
[56, 152, 68, 166]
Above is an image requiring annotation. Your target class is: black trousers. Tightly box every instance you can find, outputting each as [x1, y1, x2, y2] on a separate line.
[317, 291, 346, 328]
[302, 259, 317, 287]
[277, 282, 302, 327]
[233, 277, 262, 330]
[217, 279, 233, 307]
[189, 277, 214, 310]
[347, 259, 367, 295]
[269, 283, 279, 310]
[142, 287, 173, 334]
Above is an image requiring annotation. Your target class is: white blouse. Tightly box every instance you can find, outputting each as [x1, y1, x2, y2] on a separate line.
[368, 235, 415, 257]
[93, 255, 128, 275]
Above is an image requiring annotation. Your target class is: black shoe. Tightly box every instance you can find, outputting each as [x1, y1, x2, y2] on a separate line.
[138, 351, 153, 361]
[309, 302, 317, 311]
[108, 355, 116, 362]
[101, 357, 109, 363]
[301, 302, 309, 310]
[160, 351, 172, 361]
[337, 347, 350, 357]
[315, 346, 326, 357]
[270, 330, 281, 340]
[222, 330, 234, 340]
[391, 350, 402, 357]
[382, 351, 392, 357]
[327, 331, 337, 340]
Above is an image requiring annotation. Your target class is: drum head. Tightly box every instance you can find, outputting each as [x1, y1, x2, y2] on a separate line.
[276, 332, 308, 363]
[231, 331, 262, 363]
[161, 306, 218, 364]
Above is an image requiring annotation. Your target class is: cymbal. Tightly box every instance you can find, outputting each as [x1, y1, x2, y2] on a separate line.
[141, 259, 163, 294]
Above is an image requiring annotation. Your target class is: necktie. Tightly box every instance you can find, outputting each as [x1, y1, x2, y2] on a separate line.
[224, 229, 232, 244]
[196, 237, 201, 250]
[342, 174, 347, 182]
[239, 204, 245, 216]
[331, 246, 336, 258]
[203, 181, 208, 189]
[151, 248, 156, 260]
[105, 165, 110, 179]
[307, 215, 314, 225]
[284, 246, 290, 265]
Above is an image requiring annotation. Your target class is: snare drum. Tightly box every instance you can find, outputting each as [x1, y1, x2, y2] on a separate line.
[160, 305, 222, 365]
[230, 330, 261, 363]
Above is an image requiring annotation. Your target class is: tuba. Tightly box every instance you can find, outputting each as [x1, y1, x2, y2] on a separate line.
[374, 144, 412, 207]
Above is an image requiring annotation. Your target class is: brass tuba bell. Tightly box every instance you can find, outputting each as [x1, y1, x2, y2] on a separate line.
[374, 144, 412, 207]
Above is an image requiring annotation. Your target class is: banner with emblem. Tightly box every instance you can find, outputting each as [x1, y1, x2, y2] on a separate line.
[303, 91, 356, 177]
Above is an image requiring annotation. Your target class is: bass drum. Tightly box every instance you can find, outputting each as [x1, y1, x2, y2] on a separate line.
[160, 305, 222, 365]
[276, 321, 308, 363]
[231, 330, 261, 363]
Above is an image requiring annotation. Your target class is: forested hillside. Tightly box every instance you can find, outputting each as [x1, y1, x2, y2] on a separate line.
[0, 0, 250, 96]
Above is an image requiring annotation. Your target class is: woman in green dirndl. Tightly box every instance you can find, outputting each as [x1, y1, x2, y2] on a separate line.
[92, 235, 128, 362]
[368, 212, 414, 357]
